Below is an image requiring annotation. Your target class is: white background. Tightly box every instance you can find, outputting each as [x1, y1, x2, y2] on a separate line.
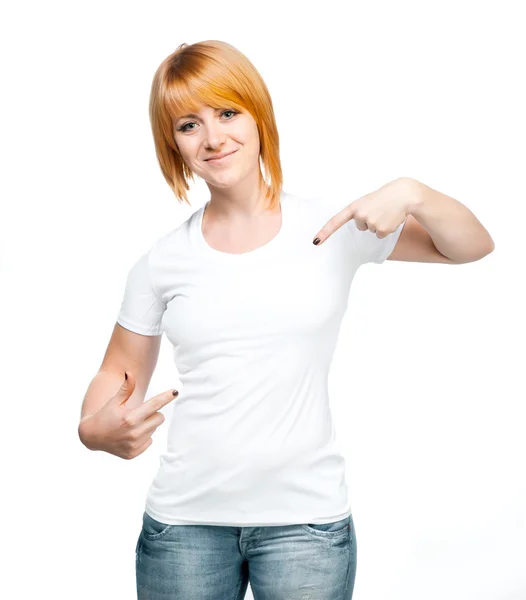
[1, 1, 524, 599]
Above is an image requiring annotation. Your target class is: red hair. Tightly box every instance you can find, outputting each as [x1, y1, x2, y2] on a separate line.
[149, 40, 283, 210]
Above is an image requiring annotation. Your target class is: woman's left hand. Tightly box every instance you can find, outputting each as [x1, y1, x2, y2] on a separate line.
[312, 177, 417, 245]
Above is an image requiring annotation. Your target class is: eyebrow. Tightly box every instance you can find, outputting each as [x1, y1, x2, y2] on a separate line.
[176, 107, 223, 122]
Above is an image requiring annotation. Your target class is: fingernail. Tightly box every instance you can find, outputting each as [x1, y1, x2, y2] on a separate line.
[313, 237, 320, 245]
[173, 390, 179, 396]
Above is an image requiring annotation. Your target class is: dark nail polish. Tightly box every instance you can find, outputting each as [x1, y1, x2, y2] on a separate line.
[313, 237, 320, 245]
[173, 390, 179, 396]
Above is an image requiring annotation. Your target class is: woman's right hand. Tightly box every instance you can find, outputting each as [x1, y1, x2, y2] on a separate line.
[78, 371, 179, 460]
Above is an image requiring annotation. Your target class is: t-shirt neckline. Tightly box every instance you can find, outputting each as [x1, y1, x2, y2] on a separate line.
[194, 190, 287, 260]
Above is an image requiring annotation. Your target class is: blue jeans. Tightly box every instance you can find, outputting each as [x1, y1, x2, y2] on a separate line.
[136, 510, 357, 599]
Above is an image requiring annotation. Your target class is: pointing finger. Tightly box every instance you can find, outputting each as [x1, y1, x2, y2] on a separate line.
[312, 204, 354, 246]
[132, 388, 179, 424]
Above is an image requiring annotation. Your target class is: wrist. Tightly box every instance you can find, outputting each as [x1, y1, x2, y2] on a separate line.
[399, 177, 424, 215]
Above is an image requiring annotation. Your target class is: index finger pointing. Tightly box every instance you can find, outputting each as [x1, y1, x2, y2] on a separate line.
[133, 389, 179, 423]
[312, 204, 355, 245]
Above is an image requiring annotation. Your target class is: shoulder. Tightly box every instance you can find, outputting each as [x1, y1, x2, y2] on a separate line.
[149, 207, 201, 259]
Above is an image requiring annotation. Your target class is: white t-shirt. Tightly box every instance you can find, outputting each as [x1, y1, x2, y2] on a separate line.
[116, 190, 406, 526]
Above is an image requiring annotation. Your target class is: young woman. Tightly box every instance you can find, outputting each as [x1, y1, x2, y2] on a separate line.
[78, 40, 494, 600]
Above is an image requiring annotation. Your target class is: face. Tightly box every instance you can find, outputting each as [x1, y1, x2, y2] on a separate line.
[172, 105, 261, 188]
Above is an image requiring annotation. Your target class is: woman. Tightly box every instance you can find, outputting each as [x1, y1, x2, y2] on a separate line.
[78, 40, 494, 600]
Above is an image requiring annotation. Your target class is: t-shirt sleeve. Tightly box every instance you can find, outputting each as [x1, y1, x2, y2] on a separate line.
[344, 215, 408, 265]
[116, 249, 166, 336]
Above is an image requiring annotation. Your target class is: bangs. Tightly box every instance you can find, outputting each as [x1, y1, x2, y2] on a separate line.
[162, 70, 245, 123]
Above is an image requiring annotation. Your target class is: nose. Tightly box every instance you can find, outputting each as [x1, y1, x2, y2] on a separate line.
[202, 120, 228, 150]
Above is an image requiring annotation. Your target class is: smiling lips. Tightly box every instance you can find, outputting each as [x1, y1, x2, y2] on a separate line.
[206, 149, 237, 163]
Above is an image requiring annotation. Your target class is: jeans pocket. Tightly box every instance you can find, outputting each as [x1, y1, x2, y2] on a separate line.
[141, 511, 174, 540]
[301, 515, 351, 537]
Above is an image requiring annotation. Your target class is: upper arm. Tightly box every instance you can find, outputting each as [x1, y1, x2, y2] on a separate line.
[387, 214, 456, 263]
[116, 249, 166, 335]
[99, 322, 162, 396]
[104, 245, 166, 392]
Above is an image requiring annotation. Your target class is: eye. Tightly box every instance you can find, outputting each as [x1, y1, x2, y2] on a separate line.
[177, 109, 239, 133]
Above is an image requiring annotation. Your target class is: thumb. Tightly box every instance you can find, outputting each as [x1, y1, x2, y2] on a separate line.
[114, 370, 137, 407]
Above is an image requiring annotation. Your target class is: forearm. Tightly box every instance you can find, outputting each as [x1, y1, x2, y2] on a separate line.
[79, 369, 126, 425]
[407, 178, 495, 263]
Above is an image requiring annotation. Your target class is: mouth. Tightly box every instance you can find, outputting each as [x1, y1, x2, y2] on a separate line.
[205, 149, 238, 163]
